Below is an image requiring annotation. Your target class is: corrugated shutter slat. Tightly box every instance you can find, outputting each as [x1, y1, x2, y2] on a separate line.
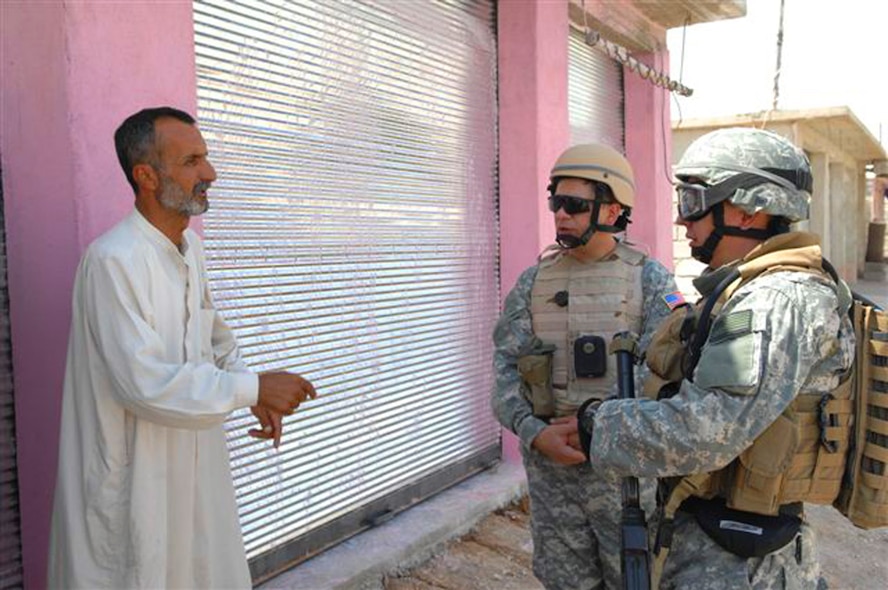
[0, 166, 24, 589]
[194, 0, 499, 580]
[568, 29, 625, 150]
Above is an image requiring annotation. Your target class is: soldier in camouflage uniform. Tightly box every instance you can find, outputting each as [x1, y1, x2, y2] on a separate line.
[491, 143, 678, 589]
[577, 128, 856, 589]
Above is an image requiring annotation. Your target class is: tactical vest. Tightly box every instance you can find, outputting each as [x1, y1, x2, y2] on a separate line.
[647, 233, 888, 585]
[531, 242, 645, 417]
[649, 234, 854, 515]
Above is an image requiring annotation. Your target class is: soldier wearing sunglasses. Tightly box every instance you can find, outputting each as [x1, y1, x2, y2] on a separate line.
[491, 143, 679, 590]
[577, 128, 855, 589]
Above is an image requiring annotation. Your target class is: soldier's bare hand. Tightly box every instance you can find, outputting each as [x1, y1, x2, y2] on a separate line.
[257, 372, 317, 415]
[551, 416, 582, 451]
[532, 422, 586, 465]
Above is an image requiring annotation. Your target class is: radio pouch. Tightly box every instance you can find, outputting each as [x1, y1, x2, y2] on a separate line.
[574, 335, 607, 378]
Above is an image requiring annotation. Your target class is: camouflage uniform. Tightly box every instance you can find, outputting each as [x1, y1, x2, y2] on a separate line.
[492, 252, 677, 590]
[581, 129, 855, 589]
[584, 253, 854, 589]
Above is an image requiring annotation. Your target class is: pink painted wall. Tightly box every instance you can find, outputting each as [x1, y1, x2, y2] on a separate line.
[498, 0, 571, 463]
[1, 0, 675, 583]
[625, 51, 674, 267]
[0, 2, 198, 587]
[496, 1, 673, 462]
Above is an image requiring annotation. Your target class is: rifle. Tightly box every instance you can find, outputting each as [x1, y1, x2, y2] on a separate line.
[610, 331, 651, 590]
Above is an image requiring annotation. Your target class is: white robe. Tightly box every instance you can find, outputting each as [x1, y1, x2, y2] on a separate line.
[48, 210, 259, 589]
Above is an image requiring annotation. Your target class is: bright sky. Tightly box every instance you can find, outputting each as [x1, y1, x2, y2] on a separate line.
[667, 0, 888, 151]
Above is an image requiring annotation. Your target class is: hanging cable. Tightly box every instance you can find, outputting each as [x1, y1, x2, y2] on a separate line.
[579, 0, 693, 97]
[584, 30, 694, 97]
[679, 14, 689, 83]
[665, 17, 692, 211]
[761, 0, 787, 130]
[772, 0, 786, 111]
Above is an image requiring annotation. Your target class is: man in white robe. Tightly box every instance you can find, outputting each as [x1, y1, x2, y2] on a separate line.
[48, 107, 314, 589]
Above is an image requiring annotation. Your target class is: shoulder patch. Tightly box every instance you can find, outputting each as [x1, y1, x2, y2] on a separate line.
[663, 292, 687, 311]
[709, 309, 753, 344]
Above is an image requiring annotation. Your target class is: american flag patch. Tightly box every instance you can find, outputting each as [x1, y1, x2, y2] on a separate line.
[663, 292, 687, 310]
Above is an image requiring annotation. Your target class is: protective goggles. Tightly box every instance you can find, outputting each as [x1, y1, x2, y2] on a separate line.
[548, 194, 593, 215]
[674, 182, 727, 222]
[674, 166, 810, 222]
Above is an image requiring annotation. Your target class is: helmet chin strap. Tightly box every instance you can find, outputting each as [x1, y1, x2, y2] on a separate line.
[690, 202, 785, 265]
[556, 201, 629, 250]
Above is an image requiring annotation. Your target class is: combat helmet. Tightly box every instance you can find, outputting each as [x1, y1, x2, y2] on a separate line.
[673, 127, 812, 263]
[548, 143, 635, 249]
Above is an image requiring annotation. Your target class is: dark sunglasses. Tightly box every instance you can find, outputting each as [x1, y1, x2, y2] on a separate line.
[548, 194, 592, 215]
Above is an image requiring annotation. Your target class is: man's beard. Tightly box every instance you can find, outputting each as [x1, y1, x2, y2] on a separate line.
[157, 173, 210, 216]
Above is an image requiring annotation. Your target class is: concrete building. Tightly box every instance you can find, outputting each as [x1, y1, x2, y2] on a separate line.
[672, 107, 887, 297]
[0, 1, 744, 587]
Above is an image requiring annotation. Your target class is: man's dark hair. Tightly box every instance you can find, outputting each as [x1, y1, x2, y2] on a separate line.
[114, 107, 196, 192]
[589, 179, 617, 204]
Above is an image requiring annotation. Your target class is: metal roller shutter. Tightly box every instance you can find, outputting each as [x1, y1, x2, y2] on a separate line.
[0, 166, 24, 590]
[193, 0, 499, 581]
[568, 28, 624, 150]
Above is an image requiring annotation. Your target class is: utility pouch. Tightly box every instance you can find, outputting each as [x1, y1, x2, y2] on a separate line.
[727, 411, 799, 515]
[644, 306, 697, 399]
[518, 354, 555, 419]
[574, 335, 607, 378]
[686, 497, 801, 559]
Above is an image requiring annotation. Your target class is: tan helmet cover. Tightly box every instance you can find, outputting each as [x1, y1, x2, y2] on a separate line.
[550, 143, 636, 208]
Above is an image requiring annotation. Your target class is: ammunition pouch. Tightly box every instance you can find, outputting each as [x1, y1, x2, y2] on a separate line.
[684, 497, 801, 558]
[518, 353, 555, 419]
[643, 305, 698, 399]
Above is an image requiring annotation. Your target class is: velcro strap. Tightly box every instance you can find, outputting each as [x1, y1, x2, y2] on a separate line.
[871, 365, 888, 382]
[794, 397, 853, 414]
[871, 392, 888, 409]
[868, 417, 888, 437]
[824, 398, 854, 414]
[863, 441, 888, 463]
[823, 426, 850, 443]
[861, 471, 888, 491]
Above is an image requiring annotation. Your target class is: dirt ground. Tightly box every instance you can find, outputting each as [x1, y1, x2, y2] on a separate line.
[383, 497, 888, 590]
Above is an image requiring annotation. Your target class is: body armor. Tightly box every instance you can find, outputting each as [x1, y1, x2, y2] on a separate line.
[530, 242, 645, 417]
[649, 234, 854, 515]
[646, 233, 883, 584]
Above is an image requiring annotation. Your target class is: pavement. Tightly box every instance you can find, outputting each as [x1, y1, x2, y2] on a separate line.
[262, 269, 887, 590]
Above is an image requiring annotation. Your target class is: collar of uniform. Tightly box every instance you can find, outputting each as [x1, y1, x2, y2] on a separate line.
[129, 209, 192, 258]
[691, 231, 820, 297]
[693, 264, 738, 298]
[740, 231, 820, 261]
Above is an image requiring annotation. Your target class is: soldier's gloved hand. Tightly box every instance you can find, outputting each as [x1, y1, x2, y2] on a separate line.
[576, 399, 604, 460]
[531, 421, 587, 465]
